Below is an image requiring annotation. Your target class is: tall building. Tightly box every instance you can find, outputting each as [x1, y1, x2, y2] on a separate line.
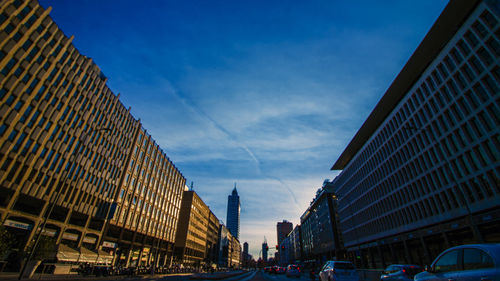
[226, 185, 240, 240]
[0, 0, 185, 272]
[276, 219, 292, 263]
[262, 240, 268, 262]
[276, 220, 293, 248]
[242, 241, 249, 263]
[174, 189, 210, 268]
[300, 181, 343, 264]
[331, 0, 500, 269]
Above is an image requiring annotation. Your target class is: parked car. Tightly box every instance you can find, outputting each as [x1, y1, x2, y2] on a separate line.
[319, 261, 359, 281]
[415, 244, 500, 281]
[380, 264, 422, 281]
[286, 264, 301, 278]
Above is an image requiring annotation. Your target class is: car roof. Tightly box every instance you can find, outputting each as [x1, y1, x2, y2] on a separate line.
[438, 244, 500, 263]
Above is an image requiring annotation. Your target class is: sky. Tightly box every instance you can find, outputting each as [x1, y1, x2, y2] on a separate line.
[39, 0, 448, 259]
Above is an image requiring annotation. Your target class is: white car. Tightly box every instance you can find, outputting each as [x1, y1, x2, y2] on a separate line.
[319, 261, 359, 281]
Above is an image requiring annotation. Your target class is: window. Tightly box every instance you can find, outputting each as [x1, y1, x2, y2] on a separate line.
[433, 250, 459, 273]
[463, 248, 494, 270]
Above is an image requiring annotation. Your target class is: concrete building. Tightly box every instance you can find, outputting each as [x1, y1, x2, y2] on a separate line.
[102, 127, 185, 268]
[0, 0, 184, 272]
[174, 190, 210, 268]
[331, 0, 500, 269]
[300, 181, 343, 265]
[226, 185, 240, 240]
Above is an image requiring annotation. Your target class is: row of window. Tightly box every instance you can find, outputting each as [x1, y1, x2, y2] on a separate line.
[335, 5, 500, 244]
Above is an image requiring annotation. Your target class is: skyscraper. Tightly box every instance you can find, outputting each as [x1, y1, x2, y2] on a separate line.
[262, 241, 268, 262]
[226, 184, 240, 239]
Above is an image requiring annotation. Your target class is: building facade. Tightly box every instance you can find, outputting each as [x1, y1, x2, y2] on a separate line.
[226, 186, 240, 240]
[300, 181, 343, 265]
[217, 223, 240, 268]
[101, 127, 185, 268]
[276, 220, 293, 264]
[205, 210, 221, 268]
[174, 190, 209, 268]
[331, 0, 500, 269]
[262, 241, 268, 262]
[0, 0, 185, 272]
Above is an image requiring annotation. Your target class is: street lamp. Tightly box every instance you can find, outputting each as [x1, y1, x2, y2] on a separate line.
[403, 124, 483, 242]
[19, 127, 111, 279]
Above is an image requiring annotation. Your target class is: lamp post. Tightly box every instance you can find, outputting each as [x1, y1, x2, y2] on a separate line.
[19, 127, 111, 279]
[403, 124, 483, 242]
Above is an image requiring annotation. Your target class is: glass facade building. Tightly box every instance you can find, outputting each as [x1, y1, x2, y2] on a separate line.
[331, 0, 499, 269]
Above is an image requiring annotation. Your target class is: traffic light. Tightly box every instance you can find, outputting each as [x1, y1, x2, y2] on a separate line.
[281, 245, 285, 250]
[266, 245, 269, 251]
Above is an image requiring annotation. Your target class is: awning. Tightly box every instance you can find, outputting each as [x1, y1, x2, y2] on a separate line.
[79, 247, 98, 263]
[97, 250, 113, 265]
[56, 244, 80, 262]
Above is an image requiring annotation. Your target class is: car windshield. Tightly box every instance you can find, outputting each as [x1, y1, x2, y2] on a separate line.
[334, 262, 354, 270]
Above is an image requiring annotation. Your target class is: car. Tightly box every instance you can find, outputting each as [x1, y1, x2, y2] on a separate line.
[270, 265, 278, 274]
[277, 266, 287, 274]
[414, 244, 500, 281]
[380, 264, 422, 281]
[286, 264, 301, 278]
[319, 261, 359, 281]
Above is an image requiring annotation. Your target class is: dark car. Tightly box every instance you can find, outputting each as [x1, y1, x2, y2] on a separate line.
[415, 244, 500, 281]
[380, 264, 422, 281]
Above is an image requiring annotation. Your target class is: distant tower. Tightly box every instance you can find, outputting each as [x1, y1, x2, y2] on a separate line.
[262, 239, 268, 262]
[227, 183, 240, 239]
[243, 242, 249, 262]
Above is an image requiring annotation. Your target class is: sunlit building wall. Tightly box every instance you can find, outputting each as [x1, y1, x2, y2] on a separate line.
[174, 190, 209, 268]
[331, 0, 499, 269]
[103, 127, 185, 268]
[0, 0, 186, 271]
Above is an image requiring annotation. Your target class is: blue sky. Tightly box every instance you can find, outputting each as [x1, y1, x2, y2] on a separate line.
[39, 0, 448, 258]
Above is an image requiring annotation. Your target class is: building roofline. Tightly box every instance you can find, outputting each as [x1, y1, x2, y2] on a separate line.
[331, 0, 481, 170]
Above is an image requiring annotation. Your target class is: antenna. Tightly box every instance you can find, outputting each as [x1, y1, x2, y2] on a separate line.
[190, 181, 194, 190]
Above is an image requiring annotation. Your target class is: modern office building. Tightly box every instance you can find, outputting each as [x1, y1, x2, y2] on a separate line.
[174, 189, 210, 268]
[262, 240, 268, 262]
[226, 185, 240, 240]
[101, 127, 185, 268]
[217, 223, 240, 268]
[300, 181, 343, 264]
[290, 225, 302, 264]
[276, 219, 292, 263]
[0, 0, 186, 272]
[331, 0, 499, 269]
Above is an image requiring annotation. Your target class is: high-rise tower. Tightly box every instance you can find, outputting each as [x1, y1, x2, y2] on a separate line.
[226, 184, 240, 239]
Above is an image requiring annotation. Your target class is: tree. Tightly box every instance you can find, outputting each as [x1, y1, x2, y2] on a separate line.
[0, 225, 14, 260]
[26, 236, 57, 261]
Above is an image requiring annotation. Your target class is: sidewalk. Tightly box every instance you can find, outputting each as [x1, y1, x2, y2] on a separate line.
[0, 272, 193, 281]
